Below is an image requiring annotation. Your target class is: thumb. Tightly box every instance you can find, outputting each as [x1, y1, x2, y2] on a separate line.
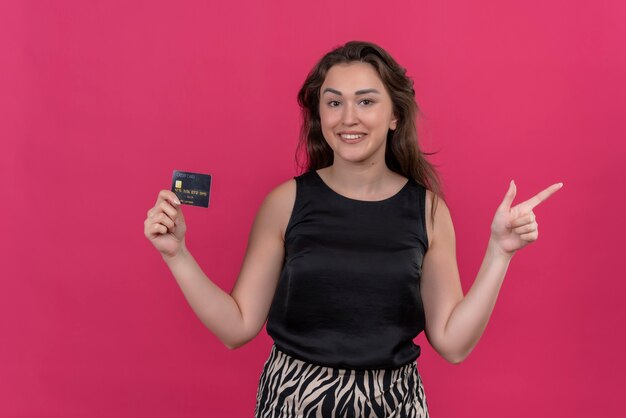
[498, 180, 517, 211]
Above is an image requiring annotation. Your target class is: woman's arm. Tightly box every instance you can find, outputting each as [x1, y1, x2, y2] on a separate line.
[155, 179, 296, 349]
[420, 181, 562, 364]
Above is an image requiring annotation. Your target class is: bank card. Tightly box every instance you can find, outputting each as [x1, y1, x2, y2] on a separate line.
[171, 170, 211, 207]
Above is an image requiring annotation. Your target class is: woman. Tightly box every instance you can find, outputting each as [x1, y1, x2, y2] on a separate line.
[144, 41, 562, 417]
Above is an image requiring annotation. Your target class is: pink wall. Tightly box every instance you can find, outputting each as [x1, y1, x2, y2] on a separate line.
[2, 0, 624, 416]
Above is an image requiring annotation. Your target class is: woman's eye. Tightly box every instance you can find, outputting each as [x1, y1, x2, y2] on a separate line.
[327, 99, 374, 107]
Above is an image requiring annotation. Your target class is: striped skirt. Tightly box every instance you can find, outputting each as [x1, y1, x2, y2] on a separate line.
[254, 345, 429, 418]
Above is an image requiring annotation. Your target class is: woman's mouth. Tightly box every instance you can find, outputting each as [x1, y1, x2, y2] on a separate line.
[338, 133, 366, 143]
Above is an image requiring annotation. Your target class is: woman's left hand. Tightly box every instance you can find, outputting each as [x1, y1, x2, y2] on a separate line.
[490, 180, 563, 256]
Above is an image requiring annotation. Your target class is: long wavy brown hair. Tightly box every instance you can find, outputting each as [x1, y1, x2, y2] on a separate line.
[296, 40, 443, 222]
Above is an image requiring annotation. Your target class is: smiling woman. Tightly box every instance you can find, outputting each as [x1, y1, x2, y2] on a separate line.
[318, 63, 398, 168]
[143, 40, 562, 418]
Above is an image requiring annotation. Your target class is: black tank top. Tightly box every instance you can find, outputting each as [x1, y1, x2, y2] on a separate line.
[266, 170, 429, 369]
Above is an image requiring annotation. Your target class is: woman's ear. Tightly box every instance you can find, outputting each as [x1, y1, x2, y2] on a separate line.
[390, 116, 398, 131]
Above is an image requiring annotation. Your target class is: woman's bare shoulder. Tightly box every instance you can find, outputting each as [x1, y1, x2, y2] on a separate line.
[424, 189, 452, 249]
[260, 178, 297, 240]
[265, 177, 297, 206]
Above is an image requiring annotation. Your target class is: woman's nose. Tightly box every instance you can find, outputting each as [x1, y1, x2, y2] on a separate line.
[341, 103, 358, 125]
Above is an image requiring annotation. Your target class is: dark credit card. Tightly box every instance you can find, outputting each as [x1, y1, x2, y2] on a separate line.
[171, 170, 211, 207]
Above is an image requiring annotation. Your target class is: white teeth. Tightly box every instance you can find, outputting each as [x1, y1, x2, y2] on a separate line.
[340, 134, 363, 139]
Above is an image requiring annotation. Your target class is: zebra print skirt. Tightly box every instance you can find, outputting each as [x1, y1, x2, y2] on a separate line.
[254, 345, 429, 417]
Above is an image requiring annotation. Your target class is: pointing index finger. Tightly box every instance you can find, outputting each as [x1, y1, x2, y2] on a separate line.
[517, 182, 564, 211]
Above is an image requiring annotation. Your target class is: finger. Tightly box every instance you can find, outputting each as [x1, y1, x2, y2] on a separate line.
[513, 222, 537, 235]
[154, 212, 175, 231]
[159, 200, 179, 220]
[519, 229, 538, 242]
[153, 223, 168, 235]
[147, 208, 178, 233]
[517, 182, 563, 211]
[509, 211, 535, 229]
[498, 180, 517, 211]
[156, 190, 181, 207]
[145, 221, 168, 238]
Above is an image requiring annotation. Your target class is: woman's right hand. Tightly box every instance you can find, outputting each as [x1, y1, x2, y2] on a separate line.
[144, 190, 187, 259]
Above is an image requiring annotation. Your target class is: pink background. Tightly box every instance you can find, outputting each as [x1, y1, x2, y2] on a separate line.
[2, 0, 624, 416]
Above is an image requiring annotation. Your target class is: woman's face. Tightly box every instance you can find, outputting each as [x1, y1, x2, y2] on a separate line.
[319, 62, 397, 166]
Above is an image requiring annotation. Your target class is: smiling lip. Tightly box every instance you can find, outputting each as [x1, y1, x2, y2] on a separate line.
[337, 132, 367, 143]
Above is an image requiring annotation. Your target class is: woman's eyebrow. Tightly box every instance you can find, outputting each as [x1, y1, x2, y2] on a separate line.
[322, 88, 381, 96]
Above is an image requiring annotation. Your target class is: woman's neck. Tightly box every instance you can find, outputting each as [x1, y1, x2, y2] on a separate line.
[317, 161, 404, 200]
